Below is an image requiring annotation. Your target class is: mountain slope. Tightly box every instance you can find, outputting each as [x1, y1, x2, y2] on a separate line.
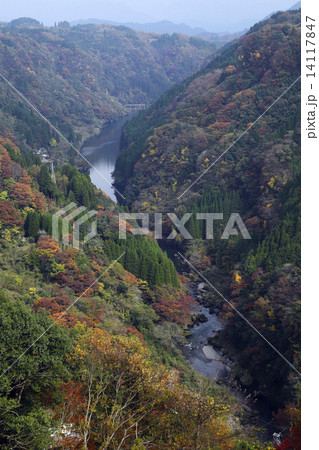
[114, 10, 300, 211]
[0, 21, 214, 162]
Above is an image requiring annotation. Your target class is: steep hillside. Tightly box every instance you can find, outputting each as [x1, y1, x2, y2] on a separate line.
[0, 135, 270, 449]
[114, 10, 301, 415]
[0, 20, 214, 163]
[114, 10, 300, 211]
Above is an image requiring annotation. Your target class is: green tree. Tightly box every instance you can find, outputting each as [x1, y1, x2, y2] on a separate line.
[38, 165, 56, 198]
[0, 293, 72, 448]
[24, 211, 40, 238]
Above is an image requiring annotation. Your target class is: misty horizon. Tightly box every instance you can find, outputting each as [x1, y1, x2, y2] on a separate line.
[0, 0, 300, 33]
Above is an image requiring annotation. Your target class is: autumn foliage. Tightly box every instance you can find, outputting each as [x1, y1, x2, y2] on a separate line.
[36, 236, 60, 260]
[149, 285, 197, 325]
[53, 328, 236, 449]
[0, 200, 24, 227]
[10, 182, 34, 207]
[0, 139, 47, 233]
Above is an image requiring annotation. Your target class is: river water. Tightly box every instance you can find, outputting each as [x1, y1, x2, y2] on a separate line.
[81, 114, 135, 201]
[184, 302, 230, 380]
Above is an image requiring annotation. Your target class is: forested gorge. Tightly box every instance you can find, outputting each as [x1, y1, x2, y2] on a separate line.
[0, 8, 301, 450]
[1, 136, 270, 448]
[114, 11, 301, 208]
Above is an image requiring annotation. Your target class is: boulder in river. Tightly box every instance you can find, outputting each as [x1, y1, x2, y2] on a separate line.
[192, 313, 209, 325]
[202, 345, 222, 361]
[197, 313, 208, 323]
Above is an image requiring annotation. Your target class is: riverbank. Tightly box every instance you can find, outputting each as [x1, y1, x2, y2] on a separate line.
[184, 281, 279, 443]
[183, 284, 230, 380]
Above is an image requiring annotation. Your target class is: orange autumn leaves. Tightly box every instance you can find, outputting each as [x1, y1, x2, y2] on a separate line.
[54, 328, 236, 449]
[0, 138, 47, 230]
[0, 200, 24, 227]
[35, 236, 60, 260]
[148, 284, 197, 326]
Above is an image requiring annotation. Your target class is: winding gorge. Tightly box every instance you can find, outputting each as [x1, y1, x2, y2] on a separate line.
[0, 8, 301, 449]
[81, 115, 230, 380]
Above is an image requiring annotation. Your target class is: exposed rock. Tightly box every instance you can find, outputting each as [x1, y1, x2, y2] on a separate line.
[192, 313, 209, 325]
[202, 345, 222, 361]
[197, 313, 208, 323]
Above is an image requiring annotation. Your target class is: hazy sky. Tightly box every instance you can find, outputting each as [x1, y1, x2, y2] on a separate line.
[0, 0, 297, 32]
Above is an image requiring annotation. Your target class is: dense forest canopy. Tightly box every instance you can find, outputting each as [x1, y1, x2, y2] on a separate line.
[0, 135, 276, 448]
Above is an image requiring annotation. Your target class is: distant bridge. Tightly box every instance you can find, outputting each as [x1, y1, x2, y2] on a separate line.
[124, 103, 147, 111]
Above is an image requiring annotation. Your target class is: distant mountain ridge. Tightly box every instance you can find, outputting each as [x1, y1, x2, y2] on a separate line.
[70, 19, 243, 47]
[71, 18, 207, 36]
[70, 2, 301, 36]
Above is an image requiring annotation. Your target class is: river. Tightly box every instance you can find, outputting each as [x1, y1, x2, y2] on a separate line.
[81, 114, 135, 202]
[184, 301, 230, 380]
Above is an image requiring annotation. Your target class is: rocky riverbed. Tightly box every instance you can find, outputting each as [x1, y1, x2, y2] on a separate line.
[183, 284, 231, 380]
